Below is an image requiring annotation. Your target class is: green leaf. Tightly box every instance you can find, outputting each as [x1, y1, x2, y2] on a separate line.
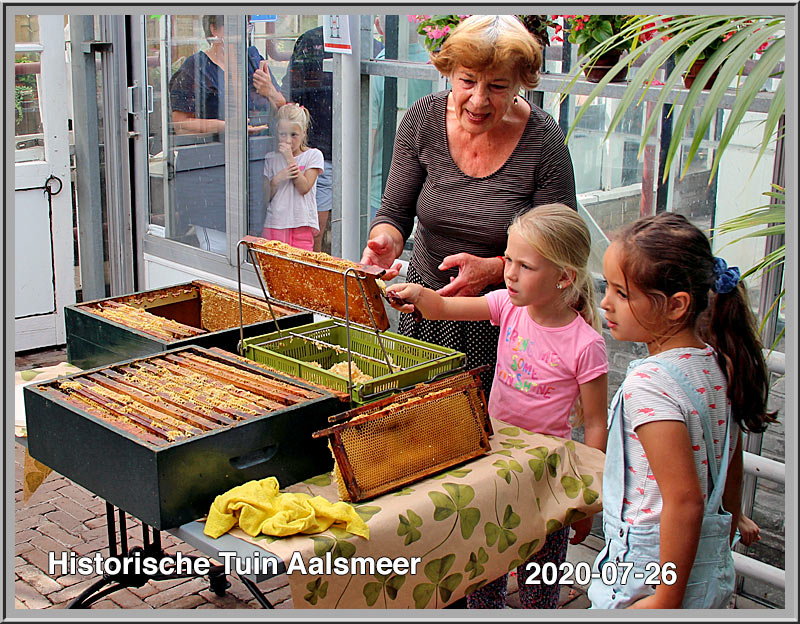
[303, 473, 332, 486]
[354, 505, 381, 522]
[460, 506, 481, 540]
[386, 574, 406, 599]
[517, 538, 541, 561]
[497, 528, 518, 553]
[561, 475, 582, 498]
[583, 488, 600, 506]
[527, 446, 549, 459]
[413, 582, 435, 608]
[424, 554, 457, 583]
[304, 578, 328, 605]
[546, 518, 564, 534]
[465, 579, 488, 595]
[429, 491, 457, 521]
[398, 510, 423, 545]
[497, 426, 521, 436]
[20, 370, 39, 381]
[529, 458, 545, 481]
[545, 452, 561, 477]
[439, 573, 463, 603]
[392, 487, 415, 496]
[502, 504, 521, 530]
[363, 581, 382, 606]
[465, 550, 486, 579]
[494, 449, 513, 457]
[311, 536, 335, 557]
[485, 522, 501, 547]
[443, 482, 475, 508]
[445, 468, 472, 478]
[565, 508, 588, 525]
[500, 438, 528, 449]
[581, 474, 594, 487]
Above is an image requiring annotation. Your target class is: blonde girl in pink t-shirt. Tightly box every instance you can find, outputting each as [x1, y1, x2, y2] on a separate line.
[387, 204, 608, 609]
[262, 104, 324, 251]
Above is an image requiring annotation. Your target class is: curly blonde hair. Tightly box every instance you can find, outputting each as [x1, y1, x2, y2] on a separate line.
[431, 15, 542, 89]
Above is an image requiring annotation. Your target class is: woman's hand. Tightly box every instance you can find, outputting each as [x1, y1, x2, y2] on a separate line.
[361, 231, 402, 280]
[436, 253, 504, 297]
[253, 61, 286, 109]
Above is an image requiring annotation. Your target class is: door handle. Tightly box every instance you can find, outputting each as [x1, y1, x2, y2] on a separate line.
[146, 85, 154, 114]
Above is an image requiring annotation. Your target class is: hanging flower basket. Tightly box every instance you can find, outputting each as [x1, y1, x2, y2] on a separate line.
[682, 59, 720, 90]
[583, 48, 628, 83]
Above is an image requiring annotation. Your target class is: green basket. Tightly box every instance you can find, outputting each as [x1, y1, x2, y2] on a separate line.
[242, 319, 466, 404]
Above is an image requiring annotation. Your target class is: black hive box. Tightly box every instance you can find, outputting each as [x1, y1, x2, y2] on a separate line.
[65, 280, 312, 369]
[24, 346, 340, 530]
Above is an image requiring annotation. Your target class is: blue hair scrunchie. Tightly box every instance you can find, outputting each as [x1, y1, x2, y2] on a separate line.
[712, 257, 740, 294]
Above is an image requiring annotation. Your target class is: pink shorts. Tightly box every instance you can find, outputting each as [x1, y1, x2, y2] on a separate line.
[261, 226, 315, 251]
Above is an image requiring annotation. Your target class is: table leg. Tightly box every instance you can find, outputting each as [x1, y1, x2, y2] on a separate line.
[67, 504, 230, 609]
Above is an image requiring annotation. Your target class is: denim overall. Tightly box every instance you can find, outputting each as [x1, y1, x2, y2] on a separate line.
[588, 357, 736, 609]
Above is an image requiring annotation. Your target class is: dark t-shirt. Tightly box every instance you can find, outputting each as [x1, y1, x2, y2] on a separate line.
[282, 27, 333, 160]
[169, 46, 280, 123]
[372, 91, 578, 290]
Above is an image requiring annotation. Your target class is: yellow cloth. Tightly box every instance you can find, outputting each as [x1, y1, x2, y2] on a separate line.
[204, 477, 370, 540]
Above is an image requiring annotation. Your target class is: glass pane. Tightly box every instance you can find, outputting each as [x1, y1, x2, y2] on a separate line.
[251, 15, 333, 253]
[368, 15, 436, 224]
[14, 15, 44, 158]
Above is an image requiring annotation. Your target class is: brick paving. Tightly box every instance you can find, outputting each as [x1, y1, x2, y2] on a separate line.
[12, 347, 771, 612]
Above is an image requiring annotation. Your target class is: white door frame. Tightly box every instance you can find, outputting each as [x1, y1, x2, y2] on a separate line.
[14, 15, 76, 351]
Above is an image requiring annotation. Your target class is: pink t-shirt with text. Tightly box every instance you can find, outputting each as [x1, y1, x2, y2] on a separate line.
[485, 289, 608, 437]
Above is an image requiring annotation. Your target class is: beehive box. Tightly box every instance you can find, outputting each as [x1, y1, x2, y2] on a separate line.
[242, 319, 466, 404]
[312, 369, 492, 502]
[24, 346, 341, 529]
[65, 280, 312, 369]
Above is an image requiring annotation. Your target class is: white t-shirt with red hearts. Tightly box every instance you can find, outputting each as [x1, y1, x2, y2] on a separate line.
[620, 345, 739, 526]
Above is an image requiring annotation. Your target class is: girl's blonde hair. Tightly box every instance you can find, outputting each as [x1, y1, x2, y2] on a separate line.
[276, 103, 312, 149]
[509, 204, 601, 332]
[431, 15, 542, 90]
[509, 204, 600, 429]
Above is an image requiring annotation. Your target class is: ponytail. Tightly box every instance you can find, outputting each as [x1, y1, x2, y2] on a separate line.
[699, 283, 778, 433]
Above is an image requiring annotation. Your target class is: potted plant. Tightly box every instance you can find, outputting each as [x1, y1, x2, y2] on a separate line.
[409, 14, 559, 54]
[559, 15, 634, 82]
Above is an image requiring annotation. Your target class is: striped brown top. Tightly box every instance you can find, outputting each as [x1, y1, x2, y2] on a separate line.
[372, 91, 577, 291]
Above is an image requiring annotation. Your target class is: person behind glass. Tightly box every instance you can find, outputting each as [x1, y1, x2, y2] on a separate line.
[281, 24, 333, 253]
[386, 204, 608, 609]
[261, 104, 324, 251]
[169, 15, 286, 136]
[590, 213, 776, 609]
[168, 15, 286, 253]
[360, 15, 577, 396]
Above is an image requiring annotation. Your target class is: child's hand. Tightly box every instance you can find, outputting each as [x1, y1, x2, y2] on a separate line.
[278, 142, 295, 165]
[738, 514, 761, 547]
[385, 283, 423, 320]
[273, 166, 297, 184]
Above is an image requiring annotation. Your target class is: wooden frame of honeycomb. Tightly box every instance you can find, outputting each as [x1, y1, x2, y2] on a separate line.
[312, 370, 491, 501]
[38, 348, 324, 447]
[241, 236, 390, 331]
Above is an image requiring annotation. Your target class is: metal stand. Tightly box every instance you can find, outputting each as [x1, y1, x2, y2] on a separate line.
[67, 503, 232, 609]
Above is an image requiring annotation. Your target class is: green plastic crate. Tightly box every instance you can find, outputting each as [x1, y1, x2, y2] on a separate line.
[242, 319, 466, 404]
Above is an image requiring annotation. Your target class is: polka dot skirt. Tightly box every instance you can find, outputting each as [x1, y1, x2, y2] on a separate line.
[399, 264, 500, 398]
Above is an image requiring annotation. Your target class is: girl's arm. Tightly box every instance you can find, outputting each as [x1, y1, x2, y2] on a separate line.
[292, 166, 320, 196]
[569, 373, 608, 545]
[722, 429, 743, 545]
[387, 283, 490, 322]
[629, 421, 705, 609]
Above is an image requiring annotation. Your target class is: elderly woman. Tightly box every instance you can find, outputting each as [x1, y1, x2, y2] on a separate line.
[361, 15, 577, 398]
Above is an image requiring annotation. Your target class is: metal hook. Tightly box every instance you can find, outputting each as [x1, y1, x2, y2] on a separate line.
[44, 174, 63, 197]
